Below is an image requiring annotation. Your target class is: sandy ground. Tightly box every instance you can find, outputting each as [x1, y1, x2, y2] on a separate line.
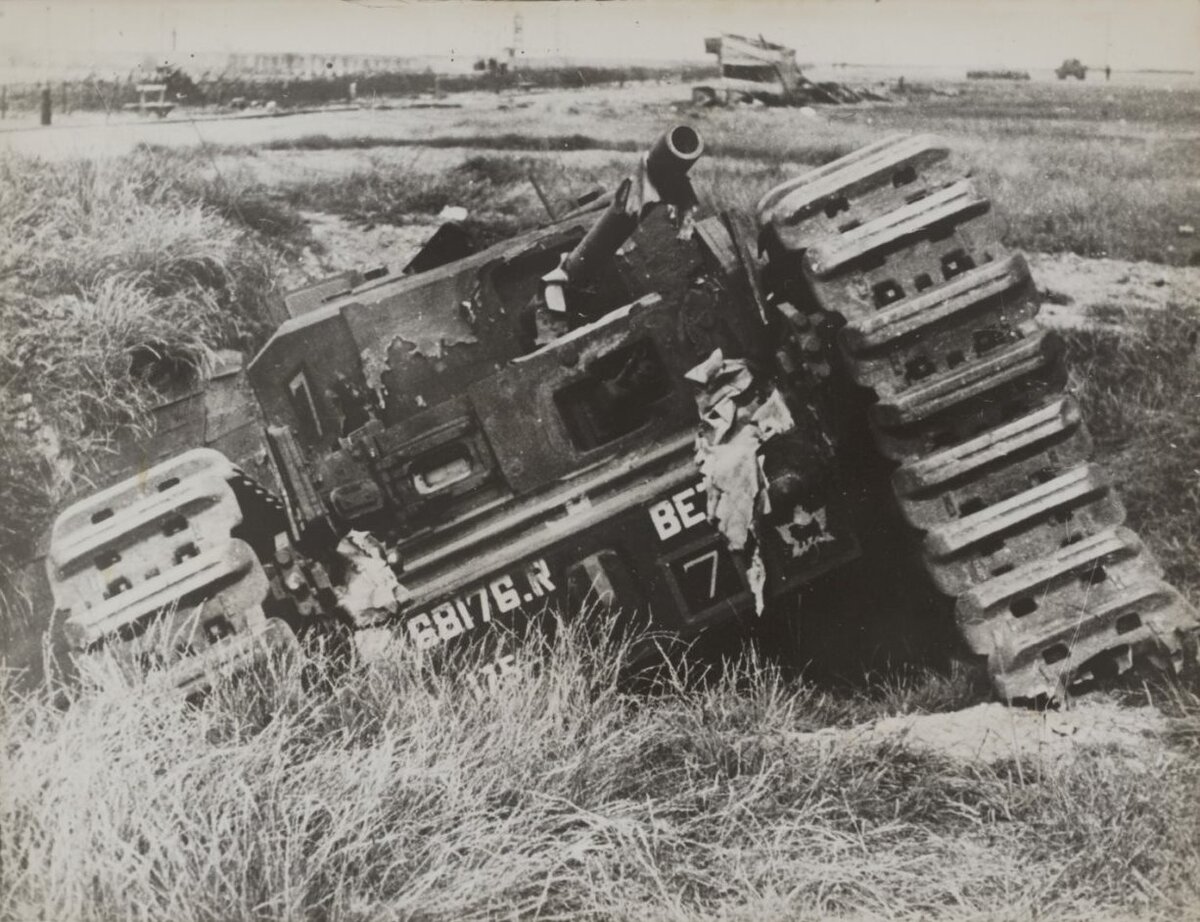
[748, 695, 1181, 769]
[846, 697, 1174, 767]
[0, 84, 685, 161]
[280, 210, 442, 289]
[6, 77, 1200, 165]
[1029, 251, 1200, 327]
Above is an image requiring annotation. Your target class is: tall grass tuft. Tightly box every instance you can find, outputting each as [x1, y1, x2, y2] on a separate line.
[280, 153, 545, 247]
[0, 150, 292, 614]
[1063, 302, 1200, 598]
[2, 614, 1197, 922]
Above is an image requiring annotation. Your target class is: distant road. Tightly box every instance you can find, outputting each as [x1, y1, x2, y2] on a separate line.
[0, 83, 684, 160]
[3, 70, 1196, 162]
[0, 104, 395, 160]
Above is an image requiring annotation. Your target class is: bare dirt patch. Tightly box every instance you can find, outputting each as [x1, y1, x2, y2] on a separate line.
[866, 697, 1171, 766]
[281, 210, 440, 289]
[1029, 251, 1200, 328]
[782, 696, 1174, 769]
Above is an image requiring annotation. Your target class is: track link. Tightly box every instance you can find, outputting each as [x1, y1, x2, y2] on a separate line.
[46, 448, 299, 692]
[758, 134, 1199, 699]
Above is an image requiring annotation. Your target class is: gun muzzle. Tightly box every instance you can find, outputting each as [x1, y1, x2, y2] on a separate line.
[645, 125, 704, 207]
[542, 126, 705, 314]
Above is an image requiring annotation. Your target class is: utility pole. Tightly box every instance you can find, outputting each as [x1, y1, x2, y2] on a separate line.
[1104, 4, 1111, 78]
[42, 3, 52, 125]
[510, 11, 524, 70]
[43, 2, 50, 83]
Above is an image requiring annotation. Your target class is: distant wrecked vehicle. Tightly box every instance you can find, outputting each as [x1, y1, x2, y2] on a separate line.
[1056, 59, 1089, 80]
[691, 33, 885, 107]
[45, 126, 1198, 702]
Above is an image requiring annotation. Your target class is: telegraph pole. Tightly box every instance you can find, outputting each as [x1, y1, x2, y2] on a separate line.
[42, 3, 52, 125]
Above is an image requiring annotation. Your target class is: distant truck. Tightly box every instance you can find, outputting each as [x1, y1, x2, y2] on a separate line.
[1056, 59, 1088, 80]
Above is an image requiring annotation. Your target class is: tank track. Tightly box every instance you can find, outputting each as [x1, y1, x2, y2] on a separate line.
[757, 134, 1200, 700]
[44, 448, 327, 693]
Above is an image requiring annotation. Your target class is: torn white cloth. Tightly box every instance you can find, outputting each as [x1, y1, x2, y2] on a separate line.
[334, 530, 410, 628]
[686, 349, 797, 612]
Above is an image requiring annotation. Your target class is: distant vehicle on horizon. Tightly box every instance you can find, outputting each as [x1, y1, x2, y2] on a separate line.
[1056, 58, 1088, 80]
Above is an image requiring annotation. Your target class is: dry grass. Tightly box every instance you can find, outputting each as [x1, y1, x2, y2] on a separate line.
[257, 145, 830, 249]
[2, 618, 1198, 922]
[237, 77, 1200, 266]
[1, 282, 204, 547]
[1063, 302, 1200, 599]
[252, 123, 1199, 267]
[963, 133, 1199, 265]
[280, 153, 541, 247]
[0, 149, 295, 613]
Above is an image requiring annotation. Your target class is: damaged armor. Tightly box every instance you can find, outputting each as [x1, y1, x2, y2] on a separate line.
[44, 127, 1199, 702]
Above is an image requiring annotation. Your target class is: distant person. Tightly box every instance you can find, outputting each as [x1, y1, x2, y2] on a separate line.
[1105, 65, 1111, 81]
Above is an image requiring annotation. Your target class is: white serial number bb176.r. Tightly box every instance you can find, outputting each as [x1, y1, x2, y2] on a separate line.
[406, 559, 556, 651]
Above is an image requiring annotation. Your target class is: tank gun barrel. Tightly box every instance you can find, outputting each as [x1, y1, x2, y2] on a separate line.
[544, 125, 704, 314]
[560, 177, 637, 282]
[645, 124, 704, 208]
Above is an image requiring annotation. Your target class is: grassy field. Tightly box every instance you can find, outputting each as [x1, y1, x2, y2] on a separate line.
[3, 622, 1199, 922]
[227, 78, 1200, 265]
[1063, 305, 1200, 599]
[2, 76, 1199, 921]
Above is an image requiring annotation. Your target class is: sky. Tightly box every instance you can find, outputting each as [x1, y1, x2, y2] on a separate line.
[1, 0, 1197, 75]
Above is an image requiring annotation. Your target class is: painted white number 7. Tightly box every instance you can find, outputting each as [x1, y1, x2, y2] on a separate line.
[681, 549, 720, 600]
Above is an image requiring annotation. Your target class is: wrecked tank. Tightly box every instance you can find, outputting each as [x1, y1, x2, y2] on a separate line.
[45, 126, 1199, 701]
[692, 34, 886, 108]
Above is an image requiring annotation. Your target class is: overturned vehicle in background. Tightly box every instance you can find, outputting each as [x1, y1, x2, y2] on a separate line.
[46, 125, 1199, 702]
[692, 33, 887, 107]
